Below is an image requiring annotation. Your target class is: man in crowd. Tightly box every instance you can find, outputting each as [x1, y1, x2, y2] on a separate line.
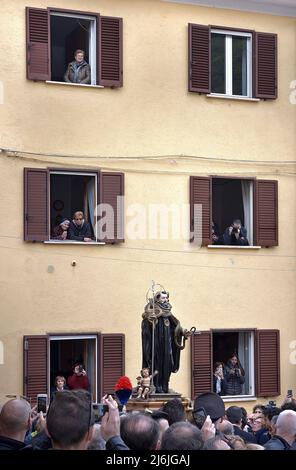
[120, 413, 161, 450]
[226, 406, 256, 443]
[0, 398, 31, 450]
[264, 410, 296, 450]
[161, 422, 204, 450]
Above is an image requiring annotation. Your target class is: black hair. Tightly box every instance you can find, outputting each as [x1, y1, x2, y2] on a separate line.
[161, 399, 185, 426]
[226, 406, 243, 425]
[161, 422, 203, 450]
[120, 413, 160, 450]
[47, 390, 92, 446]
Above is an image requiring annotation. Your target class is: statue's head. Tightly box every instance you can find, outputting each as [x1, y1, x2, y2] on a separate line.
[155, 290, 169, 304]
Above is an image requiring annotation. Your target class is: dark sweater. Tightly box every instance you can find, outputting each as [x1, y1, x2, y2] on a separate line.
[0, 436, 26, 450]
[68, 220, 92, 241]
[223, 226, 249, 246]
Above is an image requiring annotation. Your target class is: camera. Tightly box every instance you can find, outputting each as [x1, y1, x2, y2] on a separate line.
[78, 364, 83, 373]
[232, 227, 238, 233]
[92, 403, 109, 422]
[266, 400, 276, 408]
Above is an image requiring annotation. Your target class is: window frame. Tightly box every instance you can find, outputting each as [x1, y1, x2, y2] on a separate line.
[49, 169, 99, 242]
[211, 28, 253, 98]
[212, 328, 256, 400]
[49, 10, 97, 85]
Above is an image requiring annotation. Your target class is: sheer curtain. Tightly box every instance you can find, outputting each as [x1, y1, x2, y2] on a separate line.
[241, 180, 253, 245]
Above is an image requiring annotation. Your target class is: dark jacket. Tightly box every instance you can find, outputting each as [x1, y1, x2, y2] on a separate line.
[255, 428, 271, 445]
[223, 226, 249, 246]
[68, 220, 92, 241]
[64, 61, 91, 84]
[0, 436, 26, 450]
[264, 435, 295, 450]
[52, 225, 69, 240]
[224, 362, 245, 395]
[213, 375, 226, 396]
[233, 426, 256, 443]
[106, 436, 130, 451]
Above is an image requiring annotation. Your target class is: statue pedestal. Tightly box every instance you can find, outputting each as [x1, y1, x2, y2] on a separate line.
[127, 393, 192, 413]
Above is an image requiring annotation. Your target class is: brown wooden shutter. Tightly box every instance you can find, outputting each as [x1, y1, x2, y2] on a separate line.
[188, 24, 210, 93]
[190, 176, 212, 246]
[99, 172, 124, 243]
[100, 334, 125, 398]
[256, 330, 280, 397]
[191, 332, 212, 399]
[98, 16, 123, 87]
[254, 32, 277, 99]
[24, 336, 48, 404]
[24, 168, 49, 241]
[254, 180, 278, 247]
[26, 7, 50, 81]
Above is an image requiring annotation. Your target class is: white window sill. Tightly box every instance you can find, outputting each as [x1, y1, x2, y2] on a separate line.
[208, 245, 261, 249]
[46, 81, 104, 89]
[207, 93, 260, 102]
[44, 240, 106, 245]
[222, 396, 257, 403]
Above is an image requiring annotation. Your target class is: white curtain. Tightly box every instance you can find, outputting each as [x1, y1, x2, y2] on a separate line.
[86, 178, 95, 236]
[241, 180, 253, 245]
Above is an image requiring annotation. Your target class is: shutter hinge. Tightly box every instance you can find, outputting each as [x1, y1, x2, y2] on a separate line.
[24, 340, 29, 350]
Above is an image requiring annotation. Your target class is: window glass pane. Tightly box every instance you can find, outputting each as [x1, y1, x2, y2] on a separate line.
[211, 34, 225, 94]
[232, 36, 248, 96]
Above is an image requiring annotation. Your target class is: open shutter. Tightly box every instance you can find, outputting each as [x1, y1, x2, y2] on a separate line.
[98, 16, 123, 87]
[24, 168, 49, 241]
[254, 180, 278, 247]
[26, 7, 50, 81]
[99, 172, 124, 243]
[256, 330, 280, 397]
[188, 24, 210, 93]
[100, 334, 125, 399]
[254, 32, 277, 99]
[24, 336, 48, 404]
[190, 176, 211, 246]
[191, 331, 212, 399]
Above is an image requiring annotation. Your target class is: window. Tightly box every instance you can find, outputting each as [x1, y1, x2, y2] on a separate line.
[189, 24, 277, 99]
[190, 176, 278, 247]
[191, 330, 280, 400]
[212, 331, 255, 397]
[211, 30, 252, 97]
[26, 7, 123, 87]
[24, 334, 125, 403]
[24, 168, 124, 243]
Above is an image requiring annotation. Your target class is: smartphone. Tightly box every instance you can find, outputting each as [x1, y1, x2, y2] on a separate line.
[193, 407, 207, 429]
[37, 394, 48, 414]
[287, 389, 293, 397]
[92, 403, 109, 422]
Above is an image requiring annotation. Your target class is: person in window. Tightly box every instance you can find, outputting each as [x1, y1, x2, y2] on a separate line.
[69, 211, 92, 242]
[64, 49, 91, 85]
[213, 362, 226, 396]
[224, 354, 245, 395]
[67, 362, 90, 391]
[223, 219, 249, 246]
[50, 375, 69, 401]
[52, 218, 70, 240]
[212, 221, 223, 245]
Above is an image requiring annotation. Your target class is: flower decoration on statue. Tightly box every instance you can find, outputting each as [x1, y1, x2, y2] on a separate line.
[115, 376, 133, 406]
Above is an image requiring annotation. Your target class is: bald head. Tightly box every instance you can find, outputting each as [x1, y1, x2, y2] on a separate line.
[276, 410, 296, 437]
[0, 399, 31, 439]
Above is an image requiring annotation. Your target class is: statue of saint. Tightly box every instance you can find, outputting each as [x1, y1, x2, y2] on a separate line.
[141, 289, 195, 394]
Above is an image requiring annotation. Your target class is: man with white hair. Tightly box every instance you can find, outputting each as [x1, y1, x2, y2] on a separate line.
[264, 410, 296, 450]
[0, 399, 31, 450]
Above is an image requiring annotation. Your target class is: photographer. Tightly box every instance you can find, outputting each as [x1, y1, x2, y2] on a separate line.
[67, 362, 90, 391]
[224, 354, 245, 395]
[223, 219, 249, 246]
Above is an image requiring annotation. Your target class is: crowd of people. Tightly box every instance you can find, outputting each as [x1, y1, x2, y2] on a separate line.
[0, 387, 295, 451]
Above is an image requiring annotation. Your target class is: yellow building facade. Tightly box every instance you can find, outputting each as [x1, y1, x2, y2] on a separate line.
[0, 0, 295, 409]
